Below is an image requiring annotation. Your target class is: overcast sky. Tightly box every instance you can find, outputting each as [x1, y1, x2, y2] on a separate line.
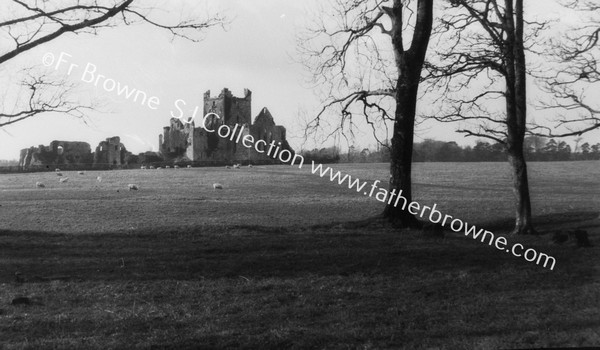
[0, 0, 597, 160]
[0, 0, 317, 160]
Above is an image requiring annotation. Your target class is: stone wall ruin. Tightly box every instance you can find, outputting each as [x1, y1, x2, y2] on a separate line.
[159, 88, 293, 164]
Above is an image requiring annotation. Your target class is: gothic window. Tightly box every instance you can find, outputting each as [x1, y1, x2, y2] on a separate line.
[206, 114, 220, 129]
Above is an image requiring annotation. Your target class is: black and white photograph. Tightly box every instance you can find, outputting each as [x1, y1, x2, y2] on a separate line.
[0, 0, 599, 348]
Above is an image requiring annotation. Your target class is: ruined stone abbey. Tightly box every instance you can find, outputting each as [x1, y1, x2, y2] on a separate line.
[19, 136, 131, 170]
[17, 88, 293, 170]
[159, 88, 292, 163]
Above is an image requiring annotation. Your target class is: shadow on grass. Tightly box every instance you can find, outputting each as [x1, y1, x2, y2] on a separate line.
[1, 211, 597, 288]
[1, 213, 599, 349]
[476, 210, 599, 233]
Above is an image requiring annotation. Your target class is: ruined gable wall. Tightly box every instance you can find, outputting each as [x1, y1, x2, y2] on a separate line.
[159, 118, 193, 160]
[106, 137, 123, 166]
[94, 137, 129, 168]
[249, 107, 280, 161]
[19, 141, 92, 170]
[247, 108, 294, 162]
[18, 148, 32, 168]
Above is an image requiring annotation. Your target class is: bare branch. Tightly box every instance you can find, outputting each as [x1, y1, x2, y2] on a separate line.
[532, 0, 600, 137]
[0, 1, 227, 65]
[0, 68, 96, 128]
[0, 0, 227, 128]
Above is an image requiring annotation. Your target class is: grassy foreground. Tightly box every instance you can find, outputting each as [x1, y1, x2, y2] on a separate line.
[1, 162, 599, 348]
[1, 214, 599, 349]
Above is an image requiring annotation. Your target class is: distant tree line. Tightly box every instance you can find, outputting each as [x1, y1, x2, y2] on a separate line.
[0, 159, 18, 166]
[411, 138, 600, 162]
[301, 137, 600, 164]
[300, 147, 342, 164]
[413, 137, 600, 162]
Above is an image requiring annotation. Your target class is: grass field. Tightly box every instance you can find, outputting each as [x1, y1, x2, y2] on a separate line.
[1, 161, 599, 349]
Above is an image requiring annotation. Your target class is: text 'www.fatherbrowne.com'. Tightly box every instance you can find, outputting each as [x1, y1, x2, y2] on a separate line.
[310, 161, 557, 271]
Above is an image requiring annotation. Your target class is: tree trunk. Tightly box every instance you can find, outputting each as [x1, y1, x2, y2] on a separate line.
[505, 0, 535, 235]
[505, 100, 535, 235]
[507, 150, 535, 234]
[382, 0, 433, 228]
[383, 83, 422, 228]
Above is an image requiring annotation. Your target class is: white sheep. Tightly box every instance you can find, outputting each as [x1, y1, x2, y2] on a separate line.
[35, 181, 45, 188]
[233, 164, 241, 169]
[55, 168, 61, 172]
[165, 165, 171, 169]
[128, 184, 139, 191]
[186, 165, 192, 168]
[212, 183, 223, 190]
[174, 165, 180, 169]
[96, 176, 102, 182]
[140, 165, 147, 170]
[149, 166, 155, 169]
[156, 167, 162, 170]
[247, 164, 253, 168]
[59, 177, 69, 183]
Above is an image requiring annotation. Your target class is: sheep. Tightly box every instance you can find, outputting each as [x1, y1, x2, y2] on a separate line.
[96, 176, 102, 182]
[59, 177, 69, 183]
[247, 164, 253, 168]
[232, 164, 240, 169]
[55, 168, 61, 172]
[149, 166, 155, 169]
[186, 165, 192, 168]
[165, 165, 171, 169]
[140, 165, 147, 170]
[225, 165, 231, 169]
[78, 171, 85, 175]
[56, 172, 63, 176]
[128, 184, 139, 191]
[174, 165, 180, 169]
[212, 183, 223, 190]
[156, 167, 162, 170]
[35, 181, 45, 188]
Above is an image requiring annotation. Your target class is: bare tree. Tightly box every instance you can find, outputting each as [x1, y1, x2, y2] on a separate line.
[532, 0, 599, 138]
[0, 0, 226, 128]
[425, 0, 542, 235]
[0, 68, 92, 128]
[299, 0, 433, 227]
